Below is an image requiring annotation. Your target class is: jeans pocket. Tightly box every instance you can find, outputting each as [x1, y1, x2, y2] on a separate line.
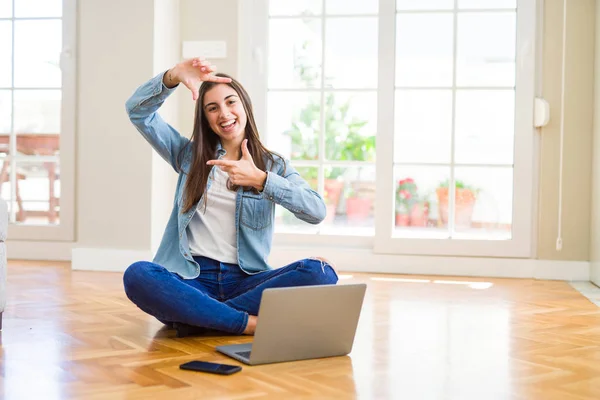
[240, 193, 273, 230]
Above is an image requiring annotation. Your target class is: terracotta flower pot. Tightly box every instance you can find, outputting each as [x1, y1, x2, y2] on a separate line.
[395, 213, 410, 226]
[346, 197, 371, 221]
[409, 202, 430, 227]
[436, 187, 476, 229]
[324, 179, 344, 208]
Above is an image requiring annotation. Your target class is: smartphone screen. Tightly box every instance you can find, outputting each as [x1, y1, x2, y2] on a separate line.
[179, 360, 242, 375]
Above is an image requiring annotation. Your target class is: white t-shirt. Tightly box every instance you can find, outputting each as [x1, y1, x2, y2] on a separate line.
[187, 167, 238, 264]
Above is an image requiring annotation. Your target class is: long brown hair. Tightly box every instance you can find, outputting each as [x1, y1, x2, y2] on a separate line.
[177, 73, 278, 213]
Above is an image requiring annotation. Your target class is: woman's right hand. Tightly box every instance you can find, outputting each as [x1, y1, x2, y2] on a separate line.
[164, 58, 232, 101]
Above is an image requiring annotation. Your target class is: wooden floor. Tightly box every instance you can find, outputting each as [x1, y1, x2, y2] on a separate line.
[1, 261, 600, 400]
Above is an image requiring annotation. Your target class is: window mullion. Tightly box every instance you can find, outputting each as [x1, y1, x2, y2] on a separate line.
[373, 0, 396, 252]
[448, 0, 459, 237]
[9, 1, 15, 223]
[318, 5, 327, 208]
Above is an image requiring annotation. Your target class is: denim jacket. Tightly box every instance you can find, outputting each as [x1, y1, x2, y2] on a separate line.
[125, 72, 326, 278]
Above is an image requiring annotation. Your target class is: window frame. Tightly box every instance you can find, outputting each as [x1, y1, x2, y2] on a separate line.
[238, 0, 538, 258]
[0, 0, 76, 241]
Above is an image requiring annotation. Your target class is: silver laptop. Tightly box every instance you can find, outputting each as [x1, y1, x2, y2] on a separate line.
[216, 283, 366, 365]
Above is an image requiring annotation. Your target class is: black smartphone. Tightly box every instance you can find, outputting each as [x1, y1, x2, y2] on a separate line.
[179, 360, 242, 375]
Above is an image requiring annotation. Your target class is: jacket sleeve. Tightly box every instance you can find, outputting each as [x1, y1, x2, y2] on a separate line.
[125, 71, 190, 172]
[261, 157, 327, 224]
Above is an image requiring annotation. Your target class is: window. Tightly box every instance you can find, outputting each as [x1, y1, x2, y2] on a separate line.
[0, 0, 75, 241]
[264, 0, 379, 236]
[240, 0, 536, 257]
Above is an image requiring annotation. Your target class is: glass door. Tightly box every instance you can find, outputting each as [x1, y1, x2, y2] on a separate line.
[239, 0, 537, 257]
[375, 0, 536, 257]
[0, 0, 75, 241]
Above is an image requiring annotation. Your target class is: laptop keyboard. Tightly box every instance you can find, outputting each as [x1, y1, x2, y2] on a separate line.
[236, 351, 251, 359]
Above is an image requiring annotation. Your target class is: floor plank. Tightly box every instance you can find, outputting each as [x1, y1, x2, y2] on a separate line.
[1, 260, 600, 399]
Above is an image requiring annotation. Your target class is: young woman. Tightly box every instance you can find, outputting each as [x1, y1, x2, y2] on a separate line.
[123, 58, 338, 336]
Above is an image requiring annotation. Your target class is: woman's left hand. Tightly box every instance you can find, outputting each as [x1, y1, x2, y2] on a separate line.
[207, 140, 268, 190]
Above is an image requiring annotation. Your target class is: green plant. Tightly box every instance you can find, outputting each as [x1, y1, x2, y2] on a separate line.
[283, 41, 376, 182]
[396, 178, 419, 214]
[438, 179, 480, 195]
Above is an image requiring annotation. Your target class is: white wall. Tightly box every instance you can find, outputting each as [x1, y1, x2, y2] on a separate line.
[77, 0, 154, 251]
[591, 0, 600, 286]
[178, 0, 239, 137]
[73, 0, 181, 269]
[151, 0, 181, 253]
[538, 0, 595, 261]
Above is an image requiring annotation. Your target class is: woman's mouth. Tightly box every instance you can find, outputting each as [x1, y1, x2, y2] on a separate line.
[220, 119, 237, 133]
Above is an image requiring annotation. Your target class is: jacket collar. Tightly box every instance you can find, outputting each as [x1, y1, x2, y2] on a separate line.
[215, 141, 226, 157]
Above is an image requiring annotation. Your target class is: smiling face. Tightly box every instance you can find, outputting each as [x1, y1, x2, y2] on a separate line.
[183, 72, 275, 214]
[202, 84, 248, 146]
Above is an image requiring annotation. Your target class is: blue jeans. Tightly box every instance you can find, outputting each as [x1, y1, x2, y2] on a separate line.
[123, 256, 338, 335]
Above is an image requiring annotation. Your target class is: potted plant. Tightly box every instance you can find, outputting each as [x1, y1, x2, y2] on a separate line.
[436, 179, 479, 229]
[345, 186, 372, 221]
[395, 178, 416, 226]
[409, 199, 430, 227]
[284, 97, 375, 211]
[395, 178, 430, 227]
[284, 49, 375, 215]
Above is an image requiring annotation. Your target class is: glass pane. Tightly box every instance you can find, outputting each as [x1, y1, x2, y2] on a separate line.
[267, 92, 321, 160]
[14, 90, 61, 137]
[269, 0, 321, 16]
[0, 90, 10, 133]
[397, 0, 453, 10]
[325, 18, 377, 88]
[393, 166, 449, 237]
[455, 90, 515, 164]
[458, 0, 516, 9]
[4, 160, 60, 225]
[327, 0, 377, 14]
[323, 169, 344, 224]
[0, 0, 11, 17]
[14, 20, 62, 88]
[0, 21, 11, 87]
[325, 92, 376, 162]
[268, 19, 322, 89]
[0, 158, 9, 218]
[321, 165, 375, 234]
[452, 167, 513, 239]
[396, 14, 453, 87]
[0, 134, 8, 156]
[16, 133, 60, 157]
[395, 90, 452, 164]
[457, 13, 516, 87]
[275, 166, 319, 231]
[15, 0, 62, 17]
[298, 166, 319, 191]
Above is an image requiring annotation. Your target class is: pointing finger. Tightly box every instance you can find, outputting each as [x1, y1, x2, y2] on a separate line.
[207, 159, 235, 167]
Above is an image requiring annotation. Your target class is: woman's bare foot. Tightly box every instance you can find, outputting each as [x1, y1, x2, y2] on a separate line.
[312, 256, 337, 272]
[243, 315, 258, 335]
